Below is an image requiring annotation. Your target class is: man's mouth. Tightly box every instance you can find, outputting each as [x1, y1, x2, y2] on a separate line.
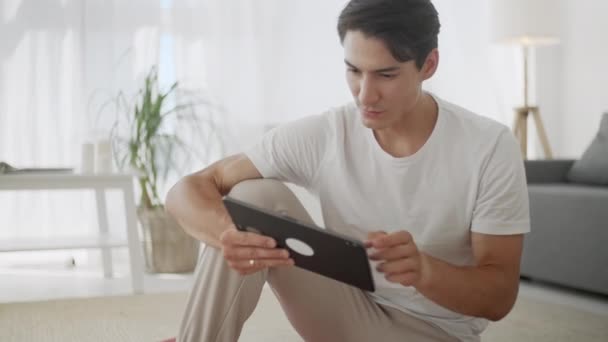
[362, 109, 385, 118]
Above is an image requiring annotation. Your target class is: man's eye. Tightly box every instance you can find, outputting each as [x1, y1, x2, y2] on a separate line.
[381, 74, 396, 78]
[348, 68, 360, 74]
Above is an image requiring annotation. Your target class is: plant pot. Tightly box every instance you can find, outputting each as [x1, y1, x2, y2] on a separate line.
[138, 207, 200, 273]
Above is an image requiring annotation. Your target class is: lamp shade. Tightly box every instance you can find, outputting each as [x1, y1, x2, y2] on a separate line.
[490, 0, 560, 46]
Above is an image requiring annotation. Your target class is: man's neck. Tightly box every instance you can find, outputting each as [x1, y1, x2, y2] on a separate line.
[373, 93, 439, 158]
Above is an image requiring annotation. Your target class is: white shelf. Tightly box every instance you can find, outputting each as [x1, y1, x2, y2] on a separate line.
[0, 235, 128, 253]
[0, 173, 135, 190]
[0, 172, 144, 293]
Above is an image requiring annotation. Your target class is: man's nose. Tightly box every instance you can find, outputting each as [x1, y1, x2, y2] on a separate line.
[358, 76, 380, 106]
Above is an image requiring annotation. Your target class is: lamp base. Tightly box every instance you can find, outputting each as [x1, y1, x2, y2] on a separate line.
[512, 106, 553, 159]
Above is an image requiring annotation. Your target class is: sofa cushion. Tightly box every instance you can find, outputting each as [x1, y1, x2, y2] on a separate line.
[528, 183, 608, 200]
[524, 183, 608, 295]
[567, 113, 608, 185]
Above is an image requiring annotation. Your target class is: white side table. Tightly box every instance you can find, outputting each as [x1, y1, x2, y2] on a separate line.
[0, 173, 144, 293]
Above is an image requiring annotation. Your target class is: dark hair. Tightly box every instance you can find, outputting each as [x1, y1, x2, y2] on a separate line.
[337, 0, 440, 69]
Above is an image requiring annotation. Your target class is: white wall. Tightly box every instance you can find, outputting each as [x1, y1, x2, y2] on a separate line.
[537, 0, 608, 158]
[429, 0, 521, 125]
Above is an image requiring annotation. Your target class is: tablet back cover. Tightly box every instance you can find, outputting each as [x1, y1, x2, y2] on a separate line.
[223, 196, 375, 292]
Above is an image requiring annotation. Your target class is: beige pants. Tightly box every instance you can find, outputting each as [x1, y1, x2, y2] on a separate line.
[178, 179, 457, 342]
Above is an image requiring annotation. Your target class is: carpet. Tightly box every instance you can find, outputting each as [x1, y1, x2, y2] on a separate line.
[1, 288, 606, 341]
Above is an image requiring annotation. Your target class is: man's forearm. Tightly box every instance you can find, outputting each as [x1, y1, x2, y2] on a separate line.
[165, 174, 231, 249]
[414, 253, 519, 321]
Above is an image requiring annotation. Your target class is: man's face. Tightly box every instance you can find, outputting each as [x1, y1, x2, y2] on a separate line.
[343, 30, 436, 130]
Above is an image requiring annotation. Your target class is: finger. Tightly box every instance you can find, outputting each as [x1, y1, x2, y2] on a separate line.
[230, 258, 294, 271]
[220, 229, 276, 248]
[229, 262, 266, 276]
[376, 258, 419, 275]
[369, 244, 417, 261]
[218, 224, 238, 241]
[367, 231, 387, 240]
[364, 231, 387, 248]
[385, 272, 420, 286]
[224, 247, 290, 261]
[370, 231, 413, 249]
[238, 260, 295, 276]
[218, 214, 236, 230]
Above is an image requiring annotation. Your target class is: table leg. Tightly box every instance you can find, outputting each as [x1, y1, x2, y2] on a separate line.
[123, 180, 144, 293]
[95, 188, 113, 278]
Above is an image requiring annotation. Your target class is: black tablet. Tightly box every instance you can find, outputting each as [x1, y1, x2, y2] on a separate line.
[223, 196, 375, 292]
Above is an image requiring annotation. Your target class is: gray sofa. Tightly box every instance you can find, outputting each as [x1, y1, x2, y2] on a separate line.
[521, 159, 608, 295]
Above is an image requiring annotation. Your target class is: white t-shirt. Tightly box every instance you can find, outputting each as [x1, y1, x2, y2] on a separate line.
[246, 94, 530, 341]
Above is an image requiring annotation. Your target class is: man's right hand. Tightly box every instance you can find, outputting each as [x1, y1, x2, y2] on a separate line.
[219, 226, 294, 275]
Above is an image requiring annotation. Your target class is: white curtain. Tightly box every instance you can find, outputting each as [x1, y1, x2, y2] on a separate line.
[1, 0, 89, 243]
[167, 0, 354, 154]
[0, 0, 162, 265]
[0, 0, 520, 262]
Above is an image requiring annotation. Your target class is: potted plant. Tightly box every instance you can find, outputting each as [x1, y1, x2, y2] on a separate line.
[109, 66, 223, 273]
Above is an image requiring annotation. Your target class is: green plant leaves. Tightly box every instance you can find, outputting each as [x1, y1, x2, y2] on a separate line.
[109, 66, 223, 208]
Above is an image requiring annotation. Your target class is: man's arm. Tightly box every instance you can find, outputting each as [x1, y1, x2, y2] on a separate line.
[166, 153, 293, 273]
[368, 232, 523, 321]
[416, 233, 523, 321]
[165, 153, 262, 248]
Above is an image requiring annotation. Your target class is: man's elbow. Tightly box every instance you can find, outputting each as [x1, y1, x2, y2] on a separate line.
[486, 307, 511, 322]
[485, 290, 518, 321]
[165, 176, 190, 218]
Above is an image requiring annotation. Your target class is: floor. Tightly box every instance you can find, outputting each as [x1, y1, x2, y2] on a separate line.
[1, 247, 608, 320]
[0, 249, 193, 303]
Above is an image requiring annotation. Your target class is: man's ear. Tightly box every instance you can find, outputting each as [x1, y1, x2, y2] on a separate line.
[420, 49, 439, 81]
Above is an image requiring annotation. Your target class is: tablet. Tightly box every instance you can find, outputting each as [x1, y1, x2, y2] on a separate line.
[223, 196, 375, 292]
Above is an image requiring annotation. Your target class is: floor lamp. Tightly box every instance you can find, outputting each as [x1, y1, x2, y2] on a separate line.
[491, 0, 560, 159]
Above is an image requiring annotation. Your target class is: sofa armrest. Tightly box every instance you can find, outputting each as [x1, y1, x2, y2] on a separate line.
[524, 159, 576, 184]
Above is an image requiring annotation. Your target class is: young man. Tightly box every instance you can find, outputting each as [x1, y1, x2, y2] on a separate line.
[166, 0, 530, 341]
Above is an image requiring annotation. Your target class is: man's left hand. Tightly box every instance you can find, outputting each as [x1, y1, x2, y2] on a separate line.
[365, 230, 431, 288]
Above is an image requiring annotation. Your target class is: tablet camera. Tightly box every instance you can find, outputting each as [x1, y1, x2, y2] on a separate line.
[285, 238, 315, 257]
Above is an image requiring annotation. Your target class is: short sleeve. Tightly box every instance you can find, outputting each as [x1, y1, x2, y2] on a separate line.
[245, 112, 332, 189]
[471, 130, 531, 235]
